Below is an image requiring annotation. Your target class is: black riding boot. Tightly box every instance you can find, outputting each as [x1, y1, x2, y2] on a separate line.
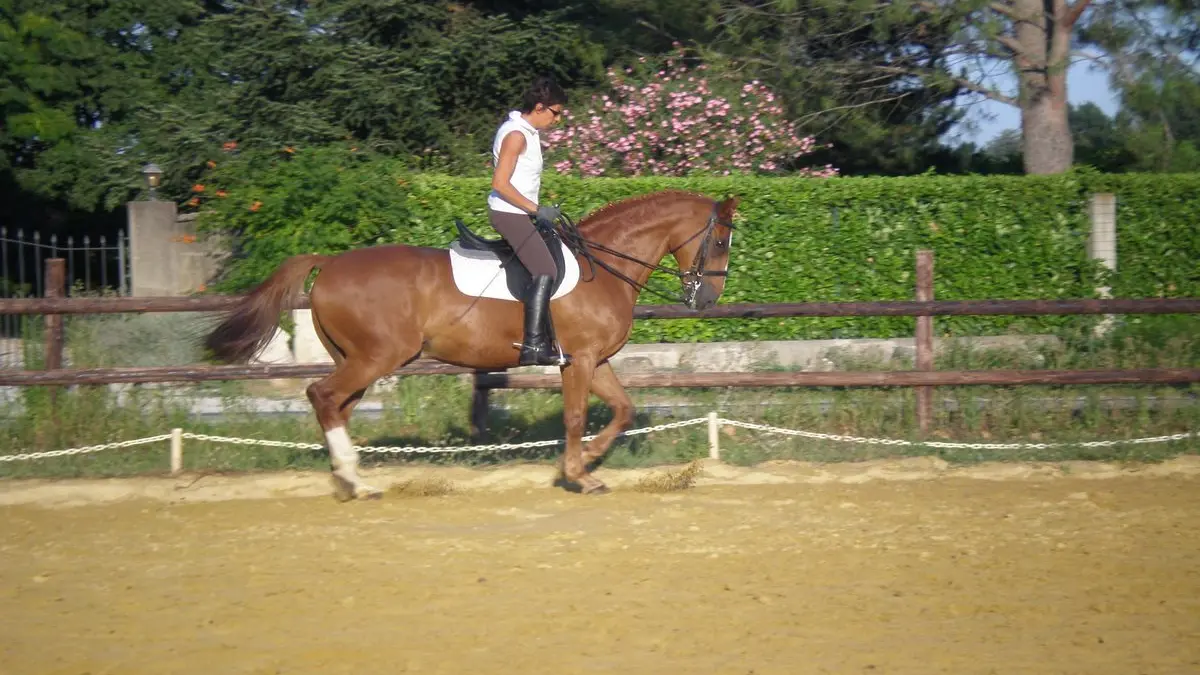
[518, 275, 572, 366]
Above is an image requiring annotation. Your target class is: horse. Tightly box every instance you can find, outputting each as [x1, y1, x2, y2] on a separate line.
[202, 189, 739, 500]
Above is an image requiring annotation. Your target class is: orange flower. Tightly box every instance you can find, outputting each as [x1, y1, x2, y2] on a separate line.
[283, 146, 295, 154]
[222, 141, 238, 152]
[192, 183, 205, 193]
[249, 201, 262, 212]
[206, 160, 217, 169]
[216, 190, 228, 198]
[187, 197, 200, 207]
[350, 147, 358, 152]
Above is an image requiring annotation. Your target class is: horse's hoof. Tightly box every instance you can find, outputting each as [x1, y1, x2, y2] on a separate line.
[583, 483, 611, 496]
[355, 484, 384, 500]
[331, 477, 356, 502]
[331, 476, 382, 502]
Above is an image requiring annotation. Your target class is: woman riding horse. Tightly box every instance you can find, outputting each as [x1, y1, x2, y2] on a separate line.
[488, 76, 570, 366]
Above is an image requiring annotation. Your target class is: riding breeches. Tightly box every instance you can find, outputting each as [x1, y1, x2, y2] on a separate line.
[489, 209, 558, 281]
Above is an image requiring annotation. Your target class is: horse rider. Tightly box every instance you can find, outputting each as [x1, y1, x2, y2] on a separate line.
[487, 75, 572, 366]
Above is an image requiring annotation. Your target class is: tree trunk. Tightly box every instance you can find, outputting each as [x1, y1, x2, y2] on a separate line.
[1020, 75, 1073, 174]
[1013, 0, 1075, 174]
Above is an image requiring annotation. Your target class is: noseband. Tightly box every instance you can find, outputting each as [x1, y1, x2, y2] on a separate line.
[671, 206, 732, 306]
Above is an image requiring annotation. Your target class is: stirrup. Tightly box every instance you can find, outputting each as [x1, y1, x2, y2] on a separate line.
[514, 341, 571, 366]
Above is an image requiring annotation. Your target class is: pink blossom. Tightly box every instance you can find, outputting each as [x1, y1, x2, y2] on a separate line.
[543, 46, 835, 178]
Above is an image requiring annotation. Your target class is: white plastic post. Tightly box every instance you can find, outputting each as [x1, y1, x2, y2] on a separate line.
[707, 411, 720, 461]
[170, 428, 183, 475]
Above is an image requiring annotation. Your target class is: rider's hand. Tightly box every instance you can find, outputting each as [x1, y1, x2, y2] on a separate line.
[535, 204, 561, 224]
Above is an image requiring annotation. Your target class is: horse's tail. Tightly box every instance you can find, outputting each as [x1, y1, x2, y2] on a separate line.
[204, 254, 329, 363]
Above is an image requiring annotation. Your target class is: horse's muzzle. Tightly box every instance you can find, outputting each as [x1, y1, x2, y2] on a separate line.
[688, 280, 721, 311]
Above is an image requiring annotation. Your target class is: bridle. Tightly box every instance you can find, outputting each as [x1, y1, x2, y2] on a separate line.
[553, 202, 735, 306]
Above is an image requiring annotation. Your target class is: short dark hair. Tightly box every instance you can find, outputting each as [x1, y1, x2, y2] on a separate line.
[520, 76, 567, 113]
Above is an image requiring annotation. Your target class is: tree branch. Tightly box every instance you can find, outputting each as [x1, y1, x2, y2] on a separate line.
[830, 61, 1021, 108]
[988, 1, 1022, 21]
[1062, 0, 1093, 28]
[955, 77, 1019, 107]
[994, 33, 1025, 56]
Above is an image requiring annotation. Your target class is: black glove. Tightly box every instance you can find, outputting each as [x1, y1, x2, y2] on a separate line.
[534, 204, 561, 225]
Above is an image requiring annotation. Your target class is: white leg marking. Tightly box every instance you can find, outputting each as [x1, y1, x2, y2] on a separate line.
[326, 426, 378, 497]
[326, 426, 357, 473]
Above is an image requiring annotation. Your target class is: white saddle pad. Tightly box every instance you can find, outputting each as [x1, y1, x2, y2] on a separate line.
[448, 240, 580, 302]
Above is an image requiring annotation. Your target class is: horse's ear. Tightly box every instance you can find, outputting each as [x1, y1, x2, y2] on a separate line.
[717, 195, 740, 219]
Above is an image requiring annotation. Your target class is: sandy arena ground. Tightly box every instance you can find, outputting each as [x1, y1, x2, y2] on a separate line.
[2, 457, 1199, 674]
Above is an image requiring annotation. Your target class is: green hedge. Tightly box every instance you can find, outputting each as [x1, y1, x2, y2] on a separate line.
[400, 171, 1200, 342]
[202, 159, 1200, 343]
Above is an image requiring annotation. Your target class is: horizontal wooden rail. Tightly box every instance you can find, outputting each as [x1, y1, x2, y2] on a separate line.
[632, 298, 1200, 318]
[0, 360, 472, 386]
[1, 296, 1199, 317]
[2, 364, 1197, 388]
[476, 369, 1200, 390]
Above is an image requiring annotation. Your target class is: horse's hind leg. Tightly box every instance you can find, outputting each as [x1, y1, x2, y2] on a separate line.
[307, 356, 404, 502]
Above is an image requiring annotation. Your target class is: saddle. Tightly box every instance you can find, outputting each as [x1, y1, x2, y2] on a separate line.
[448, 219, 578, 302]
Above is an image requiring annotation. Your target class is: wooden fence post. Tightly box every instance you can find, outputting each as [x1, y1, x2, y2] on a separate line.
[470, 372, 491, 441]
[915, 250, 934, 436]
[43, 258, 66, 414]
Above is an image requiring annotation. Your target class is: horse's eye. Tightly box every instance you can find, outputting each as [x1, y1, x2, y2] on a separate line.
[715, 239, 728, 249]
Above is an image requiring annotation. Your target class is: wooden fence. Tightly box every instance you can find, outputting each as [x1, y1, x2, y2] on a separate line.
[3, 253, 1200, 437]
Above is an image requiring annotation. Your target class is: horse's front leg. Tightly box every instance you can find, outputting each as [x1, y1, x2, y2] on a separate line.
[581, 361, 634, 467]
[559, 357, 610, 495]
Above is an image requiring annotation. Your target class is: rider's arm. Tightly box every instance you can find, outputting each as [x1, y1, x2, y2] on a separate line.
[491, 131, 539, 214]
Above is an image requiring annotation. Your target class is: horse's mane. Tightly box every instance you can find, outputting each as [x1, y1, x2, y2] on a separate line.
[576, 189, 713, 234]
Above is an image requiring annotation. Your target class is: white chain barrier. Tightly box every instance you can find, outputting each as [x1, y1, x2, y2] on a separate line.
[0, 417, 1195, 463]
[178, 418, 709, 455]
[716, 419, 1197, 450]
[0, 434, 174, 462]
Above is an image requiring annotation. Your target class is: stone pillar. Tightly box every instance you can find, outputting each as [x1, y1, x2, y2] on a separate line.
[1088, 193, 1117, 335]
[127, 200, 180, 297]
[1088, 193, 1117, 296]
[127, 203, 224, 296]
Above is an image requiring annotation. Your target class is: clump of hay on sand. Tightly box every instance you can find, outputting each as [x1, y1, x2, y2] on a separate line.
[387, 477, 457, 498]
[633, 460, 704, 493]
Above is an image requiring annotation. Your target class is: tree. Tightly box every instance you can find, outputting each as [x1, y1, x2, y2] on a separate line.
[974, 0, 1095, 174]
[1069, 102, 1138, 171]
[1, 0, 610, 217]
[1082, 0, 1200, 171]
[700, 1, 965, 175]
[894, 0, 1099, 175]
[706, 1, 1105, 174]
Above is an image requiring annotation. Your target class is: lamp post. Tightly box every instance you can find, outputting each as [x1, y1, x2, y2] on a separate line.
[142, 162, 163, 200]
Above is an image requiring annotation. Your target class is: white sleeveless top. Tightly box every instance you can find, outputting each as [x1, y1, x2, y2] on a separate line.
[487, 111, 542, 214]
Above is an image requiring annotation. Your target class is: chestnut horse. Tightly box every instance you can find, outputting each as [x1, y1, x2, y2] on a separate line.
[203, 189, 738, 500]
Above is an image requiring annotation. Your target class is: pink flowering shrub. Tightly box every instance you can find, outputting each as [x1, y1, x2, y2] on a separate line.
[544, 48, 837, 178]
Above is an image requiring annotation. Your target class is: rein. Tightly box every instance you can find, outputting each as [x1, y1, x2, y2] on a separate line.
[552, 204, 734, 305]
